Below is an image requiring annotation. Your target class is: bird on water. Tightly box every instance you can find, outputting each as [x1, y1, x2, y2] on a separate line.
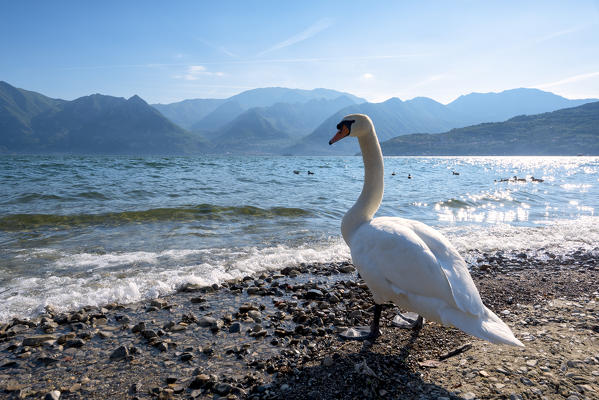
[328, 114, 523, 347]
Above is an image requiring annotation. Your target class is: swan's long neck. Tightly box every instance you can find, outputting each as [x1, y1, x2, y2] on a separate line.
[341, 126, 384, 244]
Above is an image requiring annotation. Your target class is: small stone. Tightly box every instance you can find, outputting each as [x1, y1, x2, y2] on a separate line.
[189, 374, 211, 389]
[198, 316, 217, 327]
[45, 390, 61, 400]
[22, 335, 56, 347]
[248, 310, 261, 321]
[213, 383, 232, 396]
[462, 392, 476, 400]
[141, 329, 158, 339]
[509, 395, 523, 400]
[520, 377, 534, 386]
[180, 352, 193, 362]
[110, 345, 129, 360]
[166, 376, 177, 384]
[322, 356, 334, 367]
[478, 370, 489, 377]
[229, 322, 241, 333]
[190, 296, 205, 304]
[305, 289, 324, 299]
[64, 338, 85, 348]
[526, 359, 538, 367]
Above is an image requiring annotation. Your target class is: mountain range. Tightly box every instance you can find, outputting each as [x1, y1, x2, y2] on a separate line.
[380, 101, 599, 156]
[0, 80, 597, 155]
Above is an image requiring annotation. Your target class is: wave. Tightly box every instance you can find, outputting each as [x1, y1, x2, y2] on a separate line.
[0, 204, 312, 231]
[0, 239, 350, 323]
[2, 193, 65, 205]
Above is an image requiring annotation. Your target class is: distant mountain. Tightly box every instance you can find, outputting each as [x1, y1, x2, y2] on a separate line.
[0, 81, 201, 154]
[380, 101, 599, 155]
[152, 98, 225, 129]
[209, 108, 292, 154]
[447, 88, 595, 126]
[189, 87, 365, 132]
[286, 97, 463, 155]
[0, 81, 66, 138]
[287, 89, 597, 155]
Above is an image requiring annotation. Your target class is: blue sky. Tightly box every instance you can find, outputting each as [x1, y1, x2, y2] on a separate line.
[2, 1, 598, 104]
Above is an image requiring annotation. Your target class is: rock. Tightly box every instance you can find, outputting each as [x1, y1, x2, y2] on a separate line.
[239, 303, 258, 313]
[150, 298, 167, 308]
[520, 377, 534, 386]
[247, 286, 260, 295]
[189, 374, 211, 389]
[190, 296, 205, 304]
[229, 322, 241, 333]
[463, 393, 476, 400]
[22, 335, 56, 347]
[305, 289, 324, 299]
[526, 359, 538, 367]
[248, 310, 261, 321]
[166, 376, 177, 384]
[180, 352, 193, 362]
[213, 382, 232, 396]
[44, 390, 61, 400]
[64, 338, 85, 348]
[198, 316, 217, 327]
[328, 294, 340, 304]
[132, 322, 146, 333]
[109, 345, 129, 360]
[141, 329, 158, 339]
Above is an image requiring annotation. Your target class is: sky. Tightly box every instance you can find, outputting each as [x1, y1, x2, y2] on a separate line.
[1, 1, 599, 104]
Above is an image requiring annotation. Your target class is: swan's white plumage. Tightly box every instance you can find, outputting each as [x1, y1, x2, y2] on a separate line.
[335, 113, 523, 347]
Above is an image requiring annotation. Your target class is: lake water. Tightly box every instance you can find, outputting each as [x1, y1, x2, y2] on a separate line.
[1, 155, 598, 322]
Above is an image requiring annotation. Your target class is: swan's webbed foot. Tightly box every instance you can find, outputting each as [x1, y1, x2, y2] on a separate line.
[339, 303, 382, 342]
[339, 326, 380, 341]
[392, 312, 424, 330]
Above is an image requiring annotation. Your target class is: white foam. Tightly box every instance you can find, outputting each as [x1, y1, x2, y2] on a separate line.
[0, 238, 351, 323]
[3, 217, 598, 323]
[442, 216, 599, 256]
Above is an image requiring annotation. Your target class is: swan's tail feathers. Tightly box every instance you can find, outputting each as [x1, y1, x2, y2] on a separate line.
[442, 306, 524, 347]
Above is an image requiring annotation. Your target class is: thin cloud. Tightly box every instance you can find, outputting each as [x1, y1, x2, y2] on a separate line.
[176, 65, 225, 81]
[537, 71, 599, 89]
[534, 25, 586, 45]
[257, 18, 334, 57]
[197, 38, 238, 58]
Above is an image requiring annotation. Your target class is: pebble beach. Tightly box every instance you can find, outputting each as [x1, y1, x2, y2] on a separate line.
[1, 250, 598, 400]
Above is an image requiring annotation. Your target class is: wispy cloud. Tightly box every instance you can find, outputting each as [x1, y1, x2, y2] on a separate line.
[176, 65, 225, 81]
[362, 73, 374, 80]
[536, 70, 599, 89]
[257, 18, 334, 57]
[533, 25, 586, 45]
[197, 38, 238, 58]
[409, 73, 449, 89]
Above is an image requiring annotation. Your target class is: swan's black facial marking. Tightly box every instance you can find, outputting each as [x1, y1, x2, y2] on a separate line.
[329, 119, 355, 145]
[336, 119, 355, 135]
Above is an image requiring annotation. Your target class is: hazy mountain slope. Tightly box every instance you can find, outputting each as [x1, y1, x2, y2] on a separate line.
[0, 83, 203, 154]
[152, 98, 225, 129]
[447, 88, 596, 126]
[286, 97, 461, 155]
[0, 81, 66, 144]
[381, 101, 599, 155]
[191, 88, 365, 133]
[209, 108, 291, 154]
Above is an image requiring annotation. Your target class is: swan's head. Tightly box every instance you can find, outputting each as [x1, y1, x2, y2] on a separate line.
[329, 114, 373, 145]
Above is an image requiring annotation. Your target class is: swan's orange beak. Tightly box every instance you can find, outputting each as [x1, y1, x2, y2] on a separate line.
[329, 124, 350, 145]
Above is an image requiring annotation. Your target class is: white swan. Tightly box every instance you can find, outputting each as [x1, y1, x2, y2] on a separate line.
[329, 114, 523, 347]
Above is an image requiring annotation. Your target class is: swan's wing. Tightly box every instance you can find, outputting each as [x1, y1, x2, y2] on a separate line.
[350, 219, 458, 310]
[387, 217, 485, 316]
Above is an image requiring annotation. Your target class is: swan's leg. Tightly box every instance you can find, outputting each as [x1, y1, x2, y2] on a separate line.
[339, 303, 382, 341]
[392, 312, 425, 330]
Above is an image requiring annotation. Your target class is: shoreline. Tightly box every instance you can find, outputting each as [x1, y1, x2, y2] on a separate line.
[0, 251, 598, 399]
